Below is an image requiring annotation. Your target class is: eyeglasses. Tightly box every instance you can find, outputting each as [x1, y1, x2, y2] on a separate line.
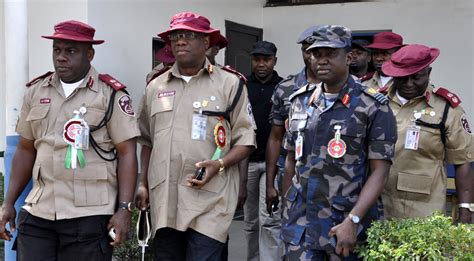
[169, 31, 201, 41]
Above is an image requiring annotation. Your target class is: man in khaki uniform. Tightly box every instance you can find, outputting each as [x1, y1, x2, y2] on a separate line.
[136, 12, 256, 260]
[361, 32, 404, 91]
[381, 44, 473, 223]
[0, 20, 140, 260]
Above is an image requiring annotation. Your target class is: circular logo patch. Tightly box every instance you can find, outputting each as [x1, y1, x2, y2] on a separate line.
[327, 138, 347, 158]
[460, 114, 472, 134]
[64, 119, 82, 145]
[117, 94, 135, 116]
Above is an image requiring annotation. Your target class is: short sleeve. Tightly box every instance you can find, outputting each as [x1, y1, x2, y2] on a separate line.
[137, 94, 152, 147]
[270, 84, 286, 126]
[15, 89, 35, 140]
[283, 102, 296, 151]
[229, 80, 257, 147]
[106, 91, 140, 144]
[444, 107, 474, 164]
[367, 103, 397, 161]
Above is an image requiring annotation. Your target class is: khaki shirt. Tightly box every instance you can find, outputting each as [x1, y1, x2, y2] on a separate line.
[16, 67, 140, 220]
[382, 84, 473, 218]
[362, 71, 393, 90]
[138, 59, 256, 242]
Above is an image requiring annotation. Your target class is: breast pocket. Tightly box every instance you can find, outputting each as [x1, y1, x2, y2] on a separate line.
[73, 163, 109, 206]
[151, 96, 174, 132]
[328, 124, 366, 165]
[26, 104, 50, 138]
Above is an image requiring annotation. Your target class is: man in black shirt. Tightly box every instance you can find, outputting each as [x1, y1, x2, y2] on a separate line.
[242, 40, 283, 261]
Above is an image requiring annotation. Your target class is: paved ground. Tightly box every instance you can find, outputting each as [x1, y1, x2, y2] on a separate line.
[228, 220, 246, 261]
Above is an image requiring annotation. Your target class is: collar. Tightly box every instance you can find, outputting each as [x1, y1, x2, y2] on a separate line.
[46, 66, 99, 93]
[387, 82, 435, 108]
[294, 67, 308, 90]
[167, 58, 215, 82]
[320, 76, 354, 108]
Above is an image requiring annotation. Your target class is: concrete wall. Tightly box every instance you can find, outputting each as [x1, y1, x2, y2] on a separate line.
[88, 0, 265, 106]
[1, 1, 5, 173]
[263, 0, 473, 119]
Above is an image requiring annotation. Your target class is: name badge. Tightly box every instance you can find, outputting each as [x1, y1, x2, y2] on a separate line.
[192, 114, 208, 140]
[404, 125, 420, 150]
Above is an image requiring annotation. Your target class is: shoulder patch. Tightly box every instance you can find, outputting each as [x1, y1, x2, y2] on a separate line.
[26, 71, 54, 87]
[117, 94, 135, 117]
[361, 85, 389, 105]
[433, 87, 461, 108]
[360, 71, 375, 82]
[99, 74, 126, 91]
[147, 66, 171, 86]
[222, 65, 247, 84]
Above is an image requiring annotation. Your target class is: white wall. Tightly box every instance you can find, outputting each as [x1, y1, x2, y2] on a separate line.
[88, 0, 265, 106]
[28, 0, 88, 77]
[263, 0, 473, 119]
[1, 0, 5, 173]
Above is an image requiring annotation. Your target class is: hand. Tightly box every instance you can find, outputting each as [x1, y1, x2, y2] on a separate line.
[266, 185, 279, 214]
[135, 184, 149, 211]
[237, 183, 247, 208]
[186, 160, 220, 189]
[107, 209, 132, 246]
[328, 219, 358, 257]
[0, 204, 16, 241]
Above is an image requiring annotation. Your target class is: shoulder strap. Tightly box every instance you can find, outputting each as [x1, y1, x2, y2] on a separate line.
[415, 101, 450, 146]
[222, 65, 248, 84]
[99, 74, 127, 92]
[26, 71, 54, 87]
[361, 85, 389, 105]
[201, 79, 244, 122]
[433, 87, 461, 108]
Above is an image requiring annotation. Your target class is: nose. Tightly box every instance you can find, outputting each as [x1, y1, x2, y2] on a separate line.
[56, 51, 67, 62]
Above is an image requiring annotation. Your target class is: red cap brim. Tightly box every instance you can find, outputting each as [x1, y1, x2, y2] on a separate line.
[42, 34, 104, 44]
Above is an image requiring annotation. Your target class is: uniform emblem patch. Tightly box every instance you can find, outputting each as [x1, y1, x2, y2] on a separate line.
[460, 114, 472, 134]
[40, 98, 51, 104]
[158, 91, 176, 98]
[117, 94, 135, 116]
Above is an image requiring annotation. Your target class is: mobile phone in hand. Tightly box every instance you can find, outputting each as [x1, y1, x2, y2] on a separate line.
[193, 167, 206, 182]
[329, 224, 363, 248]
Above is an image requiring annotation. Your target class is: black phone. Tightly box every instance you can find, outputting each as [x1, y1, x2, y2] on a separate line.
[194, 167, 206, 181]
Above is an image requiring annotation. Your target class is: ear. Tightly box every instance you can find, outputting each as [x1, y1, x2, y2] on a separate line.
[274, 56, 278, 66]
[204, 35, 210, 50]
[346, 50, 353, 65]
[367, 54, 372, 62]
[87, 47, 95, 62]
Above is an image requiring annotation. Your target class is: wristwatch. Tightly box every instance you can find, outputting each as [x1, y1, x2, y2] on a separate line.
[118, 201, 135, 212]
[218, 158, 225, 173]
[458, 203, 474, 212]
[347, 213, 360, 224]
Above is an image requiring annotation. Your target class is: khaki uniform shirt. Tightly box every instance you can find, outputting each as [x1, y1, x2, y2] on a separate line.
[362, 71, 393, 90]
[16, 67, 140, 220]
[138, 59, 256, 242]
[382, 84, 473, 218]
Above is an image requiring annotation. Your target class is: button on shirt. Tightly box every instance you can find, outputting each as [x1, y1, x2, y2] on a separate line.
[16, 67, 140, 220]
[282, 76, 397, 250]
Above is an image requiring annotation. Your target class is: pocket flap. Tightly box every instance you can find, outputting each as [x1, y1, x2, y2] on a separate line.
[74, 164, 108, 180]
[148, 160, 167, 189]
[84, 107, 105, 127]
[151, 95, 174, 116]
[397, 172, 433, 195]
[26, 105, 50, 121]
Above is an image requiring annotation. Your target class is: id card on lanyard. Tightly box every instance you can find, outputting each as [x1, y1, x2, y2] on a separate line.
[404, 125, 420, 150]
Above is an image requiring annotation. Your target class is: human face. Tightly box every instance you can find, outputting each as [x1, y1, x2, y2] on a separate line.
[393, 67, 431, 100]
[53, 40, 93, 83]
[310, 47, 351, 87]
[372, 47, 399, 74]
[251, 54, 277, 83]
[301, 43, 312, 68]
[170, 30, 209, 73]
[350, 48, 371, 70]
[205, 45, 219, 64]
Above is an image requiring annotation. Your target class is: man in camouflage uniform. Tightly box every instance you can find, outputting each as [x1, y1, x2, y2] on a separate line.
[266, 25, 320, 215]
[381, 44, 473, 223]
[361, 32, 404, 90]
[282, 25, 397, 260]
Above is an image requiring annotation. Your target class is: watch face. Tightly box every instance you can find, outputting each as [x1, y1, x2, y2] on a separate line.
[128, 202, 136, 210]
[351, 215, 360, 224]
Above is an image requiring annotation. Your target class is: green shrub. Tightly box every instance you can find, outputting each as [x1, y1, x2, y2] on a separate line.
[355, 213, 474, 260]
[113, 210, 154, 260]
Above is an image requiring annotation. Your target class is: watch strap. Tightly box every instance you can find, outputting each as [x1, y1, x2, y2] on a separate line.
[458, 203, 474, 212]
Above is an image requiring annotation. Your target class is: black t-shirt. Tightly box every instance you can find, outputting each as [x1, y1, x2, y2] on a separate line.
[246, 71, 283, 162]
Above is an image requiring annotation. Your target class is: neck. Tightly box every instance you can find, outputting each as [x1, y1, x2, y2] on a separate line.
[178, 58, 205, 76]
[255, 72, 273, 84]
[323, 72, 349, 93]
[350, 65, 368, 78]
[306, 67, 320, 84]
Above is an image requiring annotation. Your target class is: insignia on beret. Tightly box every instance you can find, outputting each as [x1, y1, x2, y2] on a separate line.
[26, 71, 54, 87]
[460, 114, 472, 134]
[222, 65, 247, 84]
[99, 74, 126, 91]
[433, 87, 461, 108]
[117, 94, 135, 117]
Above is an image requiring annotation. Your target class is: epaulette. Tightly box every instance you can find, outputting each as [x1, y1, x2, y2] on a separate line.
[288, 83, 311, 102]
[222, 65, 247, 84]
[26, 71, 54, 87]
[360, 71, 375, 82]
[147, 66, 171, 86]
[99, 74, 126, 91]
[433, 87, 461, 108]
[362, 86, 389, 105]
